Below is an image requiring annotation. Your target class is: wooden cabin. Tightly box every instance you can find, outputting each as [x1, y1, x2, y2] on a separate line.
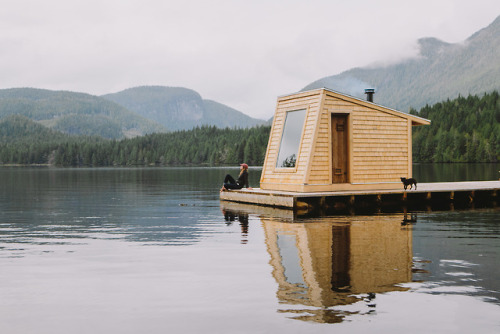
[260, 88, 430, 192]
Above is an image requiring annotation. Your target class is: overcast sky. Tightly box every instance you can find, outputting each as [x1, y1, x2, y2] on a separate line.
[1, 0, 499, 119]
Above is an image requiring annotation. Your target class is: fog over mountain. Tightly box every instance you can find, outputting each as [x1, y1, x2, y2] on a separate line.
[1, 16, 498, 140]
[303, 15, 500, 112]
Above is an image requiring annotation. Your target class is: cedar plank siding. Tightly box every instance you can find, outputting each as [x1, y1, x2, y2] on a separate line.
[350, 107, 409, 183]
[306, 94, 331, 184]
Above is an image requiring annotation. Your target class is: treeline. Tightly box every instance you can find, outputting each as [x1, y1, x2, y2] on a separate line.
[1, 91, 499, 167]
[411, 91, 500, 162]
[0, 117, 271, 166]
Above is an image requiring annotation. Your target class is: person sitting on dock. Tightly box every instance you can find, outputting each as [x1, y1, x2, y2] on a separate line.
[221, 163, 252, 192]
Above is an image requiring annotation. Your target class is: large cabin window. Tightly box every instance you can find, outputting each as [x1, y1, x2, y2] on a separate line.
[276, 109, 307, 168]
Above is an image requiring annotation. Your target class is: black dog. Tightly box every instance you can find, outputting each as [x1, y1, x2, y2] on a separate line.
[400, 177, 417, 190]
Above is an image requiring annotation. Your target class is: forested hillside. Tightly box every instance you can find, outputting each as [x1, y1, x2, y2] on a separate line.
[0, 115, 103, 165]
[0, 86, 266, 138]
[0, 88, 166, 138]
[411, 91, 499, 162]
[0, 115, 68, 143]
[0, 116, 271, 166]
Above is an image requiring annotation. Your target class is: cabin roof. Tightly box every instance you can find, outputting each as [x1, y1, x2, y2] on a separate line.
[278, 87, 431, 126]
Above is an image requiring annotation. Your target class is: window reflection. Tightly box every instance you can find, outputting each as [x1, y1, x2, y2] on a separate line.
[276, 109, 307, 168]
[277, 233, 306, 287]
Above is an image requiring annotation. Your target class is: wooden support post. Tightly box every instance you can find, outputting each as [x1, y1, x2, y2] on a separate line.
[349, 195, 355, 206]
[468, 191, 475, 204]
[426, 192, 432, 201]
[402, 192, 407, 202]
[319, 196, 326, 209]
[450, 191, 454, 201]
[348, 206, 355, 215]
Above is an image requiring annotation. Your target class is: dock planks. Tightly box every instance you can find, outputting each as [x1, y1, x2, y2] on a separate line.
[220, 181, 500, 212]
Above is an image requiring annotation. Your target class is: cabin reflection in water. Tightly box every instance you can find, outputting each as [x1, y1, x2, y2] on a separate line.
[263, 215, 413, 323]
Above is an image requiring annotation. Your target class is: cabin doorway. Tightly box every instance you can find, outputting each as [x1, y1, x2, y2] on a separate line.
[331, 114, 349, 183]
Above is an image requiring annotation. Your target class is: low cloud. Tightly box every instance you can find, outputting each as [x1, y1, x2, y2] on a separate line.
[1, 0, 499, 119]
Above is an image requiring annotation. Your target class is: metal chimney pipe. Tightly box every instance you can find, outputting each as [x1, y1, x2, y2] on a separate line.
[365, 88, 375, 102]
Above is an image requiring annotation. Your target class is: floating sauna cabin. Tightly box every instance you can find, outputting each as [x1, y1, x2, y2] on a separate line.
[260, 88, 431, 192]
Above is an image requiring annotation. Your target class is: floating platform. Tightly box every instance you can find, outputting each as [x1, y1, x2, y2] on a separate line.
[220, 181, 500, 214]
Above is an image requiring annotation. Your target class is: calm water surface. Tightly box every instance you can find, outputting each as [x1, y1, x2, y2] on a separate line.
[0, 165, 499, 333]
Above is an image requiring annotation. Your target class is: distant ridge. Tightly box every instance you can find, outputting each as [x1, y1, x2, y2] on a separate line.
[0, 88, 165, 139]
[0, 86, 265, 140]
[303, 15, 500, 112]
[102, 86, 266, 131]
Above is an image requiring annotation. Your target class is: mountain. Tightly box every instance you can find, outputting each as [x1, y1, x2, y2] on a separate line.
[101, 86, 266, 131]
[303, 15, 500, 112]
[0, 88, 166, 139]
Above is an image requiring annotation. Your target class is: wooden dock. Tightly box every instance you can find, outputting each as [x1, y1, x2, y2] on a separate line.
[220, 181, 500, 214]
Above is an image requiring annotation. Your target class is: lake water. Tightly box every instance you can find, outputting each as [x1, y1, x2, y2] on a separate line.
[0, 164, 499, 333]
